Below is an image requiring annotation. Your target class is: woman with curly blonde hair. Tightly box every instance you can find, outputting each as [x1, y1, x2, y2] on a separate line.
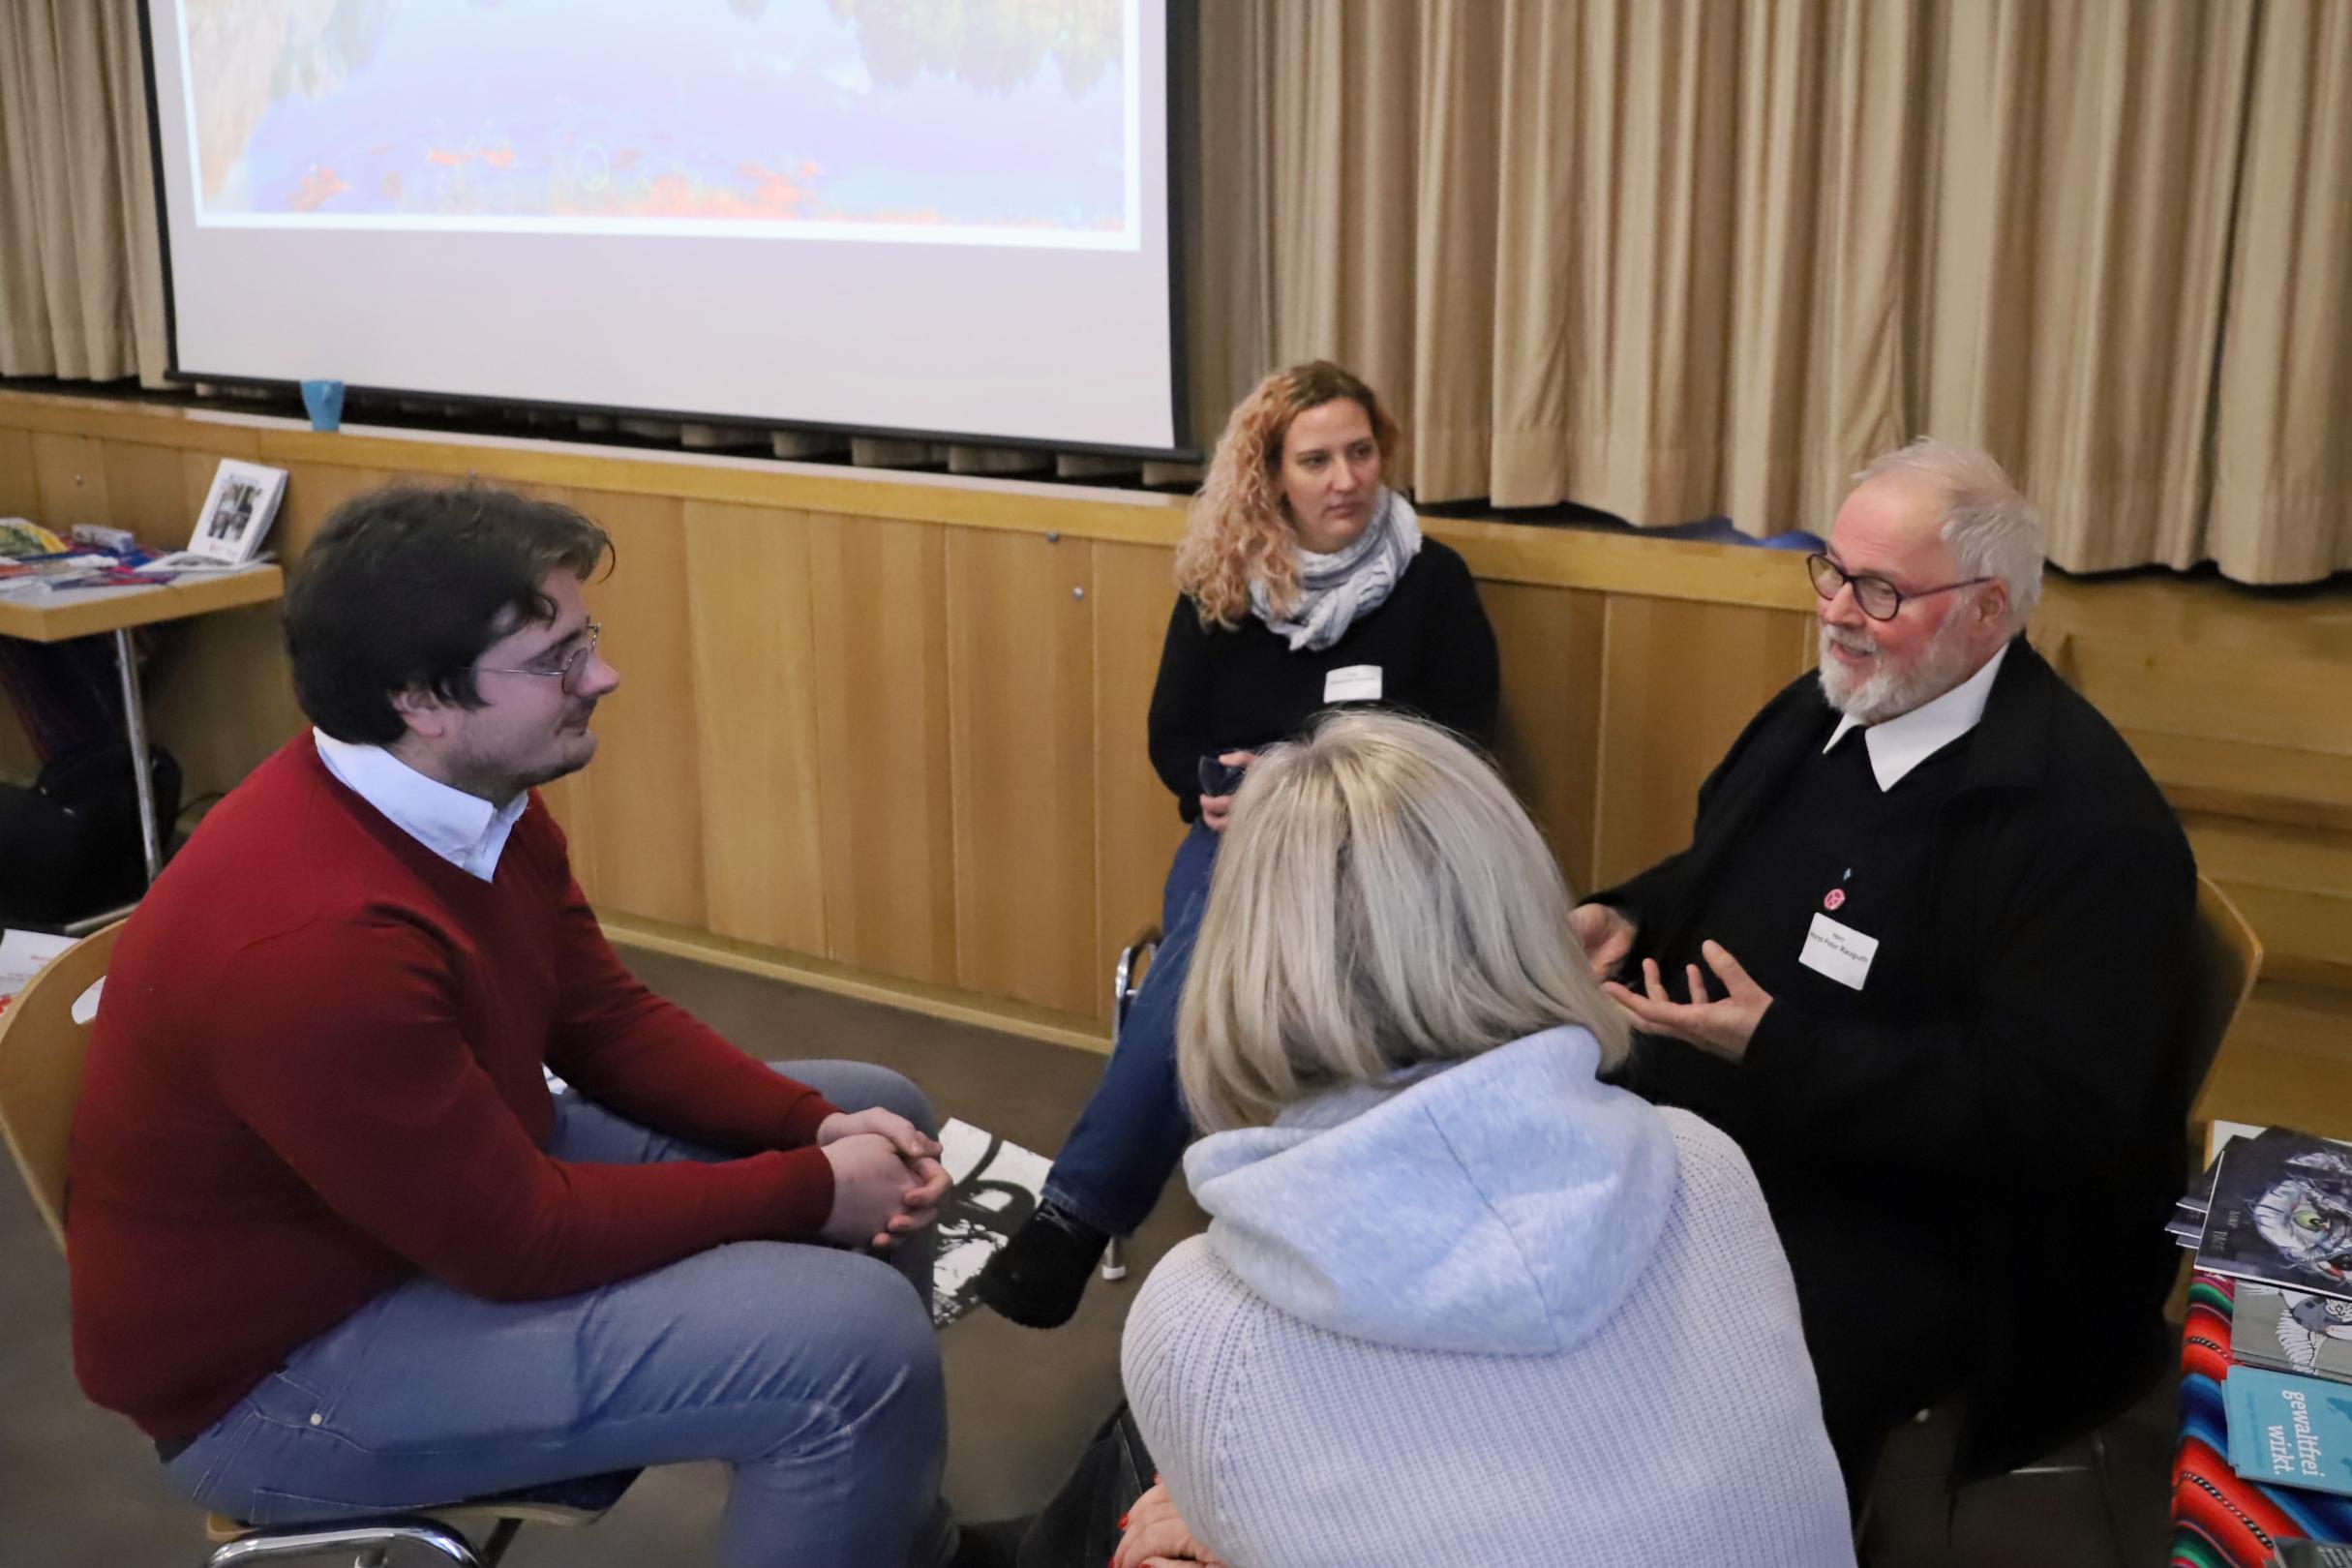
[977, 360, 1499, 1329]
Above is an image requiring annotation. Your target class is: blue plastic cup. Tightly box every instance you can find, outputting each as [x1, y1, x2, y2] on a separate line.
[300, 378, 346, 433]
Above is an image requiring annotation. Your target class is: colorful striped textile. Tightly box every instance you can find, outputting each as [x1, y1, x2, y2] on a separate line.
[2173, 1274, 2352, 1566]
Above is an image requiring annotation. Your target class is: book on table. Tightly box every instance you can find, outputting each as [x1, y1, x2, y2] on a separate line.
[2236, 1284, 2352, 1385]
[2197, 1129, 2352, 1301]
[185, 459, 288, 566]
[2226, 1364, 2352, 1498]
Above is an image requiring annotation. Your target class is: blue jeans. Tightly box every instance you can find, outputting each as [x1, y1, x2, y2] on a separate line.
[1041, 820, 1220, 1238]
[164, 1062, 951, 1568]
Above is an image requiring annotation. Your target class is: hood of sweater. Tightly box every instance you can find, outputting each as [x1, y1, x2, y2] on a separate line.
[1182, 1026, 1675, 1356]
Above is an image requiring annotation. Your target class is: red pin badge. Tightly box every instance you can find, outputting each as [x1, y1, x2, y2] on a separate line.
[1824, 888, 1847, 912]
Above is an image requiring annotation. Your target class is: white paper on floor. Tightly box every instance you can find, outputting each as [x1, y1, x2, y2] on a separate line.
[930, 1116, 1053, 1327]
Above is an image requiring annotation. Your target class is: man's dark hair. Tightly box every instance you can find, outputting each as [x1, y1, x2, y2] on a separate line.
[285, 482, 612, 743]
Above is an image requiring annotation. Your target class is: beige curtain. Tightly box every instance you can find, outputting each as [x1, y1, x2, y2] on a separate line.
[7, 1, 2346, 582]
[1189, 0, 2348, 584]
[0, 0, 167, 384]
[1911, 0, 2251, 573]
[2205, 0, 2352, 582]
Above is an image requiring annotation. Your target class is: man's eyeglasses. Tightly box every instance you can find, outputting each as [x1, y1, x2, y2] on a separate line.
[1805, 555, 1990, 622]
[476, 622, 601, 694]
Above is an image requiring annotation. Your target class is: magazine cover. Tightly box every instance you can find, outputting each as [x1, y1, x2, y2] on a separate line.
[2199, 1131, 2352, 1301]
[2235, 1284, 2352, 1384]
[2225, 1365, 2352, 1497]
[187, 460, 288, 566]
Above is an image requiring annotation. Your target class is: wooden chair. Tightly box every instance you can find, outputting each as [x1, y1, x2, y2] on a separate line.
[2182, 874, 2263, 1117]
[0, 921, 636, 1567]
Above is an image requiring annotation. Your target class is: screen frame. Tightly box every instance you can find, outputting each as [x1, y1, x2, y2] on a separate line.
[135, 0, 1196, 463]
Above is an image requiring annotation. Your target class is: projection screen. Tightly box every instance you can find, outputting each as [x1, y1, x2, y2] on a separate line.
[141, 0, 1182, 454]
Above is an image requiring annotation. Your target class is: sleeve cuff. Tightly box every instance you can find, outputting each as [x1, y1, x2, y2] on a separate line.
[760, 1144, 838, 1239]
[777, 1092, 842, 1149]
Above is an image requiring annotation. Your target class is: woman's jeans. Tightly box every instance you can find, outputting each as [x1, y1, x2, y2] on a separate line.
[1040, 820, 1220, 1238]
[163, 1062, 952, 1568]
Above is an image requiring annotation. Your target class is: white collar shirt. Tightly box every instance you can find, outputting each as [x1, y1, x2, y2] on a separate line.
[312, 728, 528, 882]
[1823, 642, 2010, 793]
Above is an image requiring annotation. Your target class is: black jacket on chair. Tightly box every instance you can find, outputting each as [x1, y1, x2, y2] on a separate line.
[1598, 635, 2196, 1478]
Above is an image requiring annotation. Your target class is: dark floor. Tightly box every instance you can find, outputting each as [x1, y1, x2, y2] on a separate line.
[0, 949, 2179, 1565]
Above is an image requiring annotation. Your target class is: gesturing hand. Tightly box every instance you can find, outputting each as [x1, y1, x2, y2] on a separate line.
[1111, 1480, 1227, 1568]
[1567, 901, 1637, 980]
[1601, 940, 1772, 1062]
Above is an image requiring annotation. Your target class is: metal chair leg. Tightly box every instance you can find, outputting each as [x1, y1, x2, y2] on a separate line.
[205, 1519, 486, 1566]
[1101, 1237, 1127, 1281]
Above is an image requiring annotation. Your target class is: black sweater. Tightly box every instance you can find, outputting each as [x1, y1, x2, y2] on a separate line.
[1145, 540, 1499, 820]
[1599, 637, 2196, 1476]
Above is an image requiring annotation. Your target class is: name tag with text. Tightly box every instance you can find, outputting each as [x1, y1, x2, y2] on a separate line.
[1324, 664, 1383, 703]
[1799, 913, 1879, 991]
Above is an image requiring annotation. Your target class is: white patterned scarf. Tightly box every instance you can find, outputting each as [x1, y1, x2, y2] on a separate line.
[1250, 489, 1424, 652]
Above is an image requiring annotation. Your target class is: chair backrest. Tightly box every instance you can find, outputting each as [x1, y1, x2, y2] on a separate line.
[0, 920, 122, 1253]
[2182, 876, 2262, 1113]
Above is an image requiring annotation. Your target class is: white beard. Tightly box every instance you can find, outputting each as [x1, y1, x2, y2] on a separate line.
[1817, 607, 1977, 724]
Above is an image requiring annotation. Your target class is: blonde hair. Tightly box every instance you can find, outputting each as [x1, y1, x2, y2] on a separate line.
[1854, 437, 2045, 630]
[1177, 711, 1628, 1132]
[1174, 360, 1402, 628]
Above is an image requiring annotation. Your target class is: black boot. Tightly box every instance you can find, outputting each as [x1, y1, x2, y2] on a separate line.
[974, 1205, 1109, 1329]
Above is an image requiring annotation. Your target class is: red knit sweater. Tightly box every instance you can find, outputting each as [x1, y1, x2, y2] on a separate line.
[68, 738, 842, 1439]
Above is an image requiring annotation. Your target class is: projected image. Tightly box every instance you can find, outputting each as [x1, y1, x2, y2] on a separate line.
[175, 0, 1136, 246]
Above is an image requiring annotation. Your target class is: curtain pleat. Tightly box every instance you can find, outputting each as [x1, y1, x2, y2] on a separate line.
[0, 0, 164, 383]
[2204, 0, 2352, 583]
[1914, 0, 2249, 573]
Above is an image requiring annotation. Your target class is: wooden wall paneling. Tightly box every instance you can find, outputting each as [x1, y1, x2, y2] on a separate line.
[1091, 542, 1188, 1023]
[0, 426, 38, 517]
[1590, 597, 1816, 890]
[1484, 581, 1607, 895]
[28, 433, 109, 528]
[681, 500, 826, 956]
[807, 513, 958, 985]
[2066, 638, 2352, 757]
[2186, 814, 2352, 988]
[144, 462, 388, 802]
[2122, 728, 2352, 835]
[535, 489, 704, 928]
[947, 528, 1099, 1015]
[97, 441, 201, 545]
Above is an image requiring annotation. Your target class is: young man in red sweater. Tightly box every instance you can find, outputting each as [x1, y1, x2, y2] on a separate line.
[69, 483, 980, 1568]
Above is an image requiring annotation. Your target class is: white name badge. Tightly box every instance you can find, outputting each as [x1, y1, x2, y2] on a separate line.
[1798, 913, 1879, 991]
[1324, 664, 1383, 703]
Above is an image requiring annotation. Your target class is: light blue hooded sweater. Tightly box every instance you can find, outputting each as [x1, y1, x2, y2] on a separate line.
[1121, 1027, 1854, 1567]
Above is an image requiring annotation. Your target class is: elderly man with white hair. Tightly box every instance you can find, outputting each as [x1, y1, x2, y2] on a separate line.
[1573, 437, 2196, 1502]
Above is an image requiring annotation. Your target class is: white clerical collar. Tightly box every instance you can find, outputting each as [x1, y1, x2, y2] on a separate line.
[1824, 642, 2009, 792]
[313, 728, 528, 882]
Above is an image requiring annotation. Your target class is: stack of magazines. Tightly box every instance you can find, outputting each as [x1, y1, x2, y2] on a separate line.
[2179, 1128, 2352, 1499]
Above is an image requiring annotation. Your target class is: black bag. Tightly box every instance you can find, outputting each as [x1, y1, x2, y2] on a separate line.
[0, 739, 181, 924]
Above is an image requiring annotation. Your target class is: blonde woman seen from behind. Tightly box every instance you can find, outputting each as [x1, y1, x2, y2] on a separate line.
[1116, 712, 1854, 1568]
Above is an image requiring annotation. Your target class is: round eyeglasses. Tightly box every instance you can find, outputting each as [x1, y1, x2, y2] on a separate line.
[1805, 555, 1990, 622]
[476, 622, 601, 694]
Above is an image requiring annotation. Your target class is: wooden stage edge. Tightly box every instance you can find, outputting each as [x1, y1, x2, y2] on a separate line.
[601, 912, 1111, 1058]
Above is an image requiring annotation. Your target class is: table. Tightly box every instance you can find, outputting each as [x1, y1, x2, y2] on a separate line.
[0, 565, 284, 881]
[2173, 1273, 2352, 1566]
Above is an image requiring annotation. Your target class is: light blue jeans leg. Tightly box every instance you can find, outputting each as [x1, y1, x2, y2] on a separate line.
[164, 1063, 951, 1568]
